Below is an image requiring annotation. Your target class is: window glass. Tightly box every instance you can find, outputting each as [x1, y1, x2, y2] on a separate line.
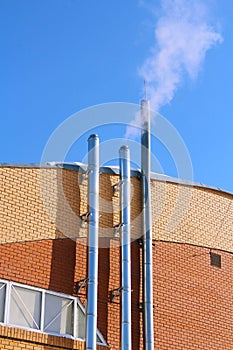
[44, 294, 73, 336]
[76, 303, 86, 339]
[0, 282, 6, 322]
[9, 285, 41, 329]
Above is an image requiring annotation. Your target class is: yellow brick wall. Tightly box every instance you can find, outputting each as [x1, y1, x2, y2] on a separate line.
[0, 326, 108, 349]
[152, 180, 233, 252]
[0, 165, 233, 250]
[0, 168, 59, 244]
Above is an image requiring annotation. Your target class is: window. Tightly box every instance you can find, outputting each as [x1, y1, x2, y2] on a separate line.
[9, 285, 41, 329]
[0, 282, 6, 322]
[44, 294, 73, 335]
[0, 279, 107, 346]
[76, 302, 86, 340]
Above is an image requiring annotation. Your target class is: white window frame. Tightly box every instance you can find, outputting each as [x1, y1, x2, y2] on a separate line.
[0, 279, 107, 346]
[0, 281, 7, 323]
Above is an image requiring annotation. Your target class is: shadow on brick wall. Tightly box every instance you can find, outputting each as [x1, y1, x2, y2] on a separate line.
[49, 169, 80, 294]
[49, 235, 76, 295]
[98, 238, 110, 342]
[131, 240, 142, 350]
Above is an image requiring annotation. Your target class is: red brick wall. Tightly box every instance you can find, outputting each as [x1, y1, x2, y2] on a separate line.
[153, 242, 233, 349]
[0, 237, 77, 295]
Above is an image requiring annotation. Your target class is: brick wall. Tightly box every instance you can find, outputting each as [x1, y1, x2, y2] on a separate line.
[0, 325, 107, 349]
[1, 166, 233, 250]
[0, 238, 77, 294]
[153, 242, 233, 349]
[152, 180, 233, 251]
[1, 165, 233, 349]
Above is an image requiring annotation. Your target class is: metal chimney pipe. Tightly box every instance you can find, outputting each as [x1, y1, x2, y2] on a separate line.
[119, 146, 132, 350]
[141, 99, 154, 350]
[86, 134, 99, 350]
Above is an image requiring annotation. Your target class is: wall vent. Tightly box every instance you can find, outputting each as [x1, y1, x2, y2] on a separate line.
[210, 252, 221, 268]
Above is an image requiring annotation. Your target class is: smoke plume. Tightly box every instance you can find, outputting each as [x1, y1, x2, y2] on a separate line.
[139, 0, 222, 112]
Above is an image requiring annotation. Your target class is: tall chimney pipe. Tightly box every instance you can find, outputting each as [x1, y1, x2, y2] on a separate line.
[119, 145, 132, 350]
[86, 134, 99, 350]
[141, 100, 154, 350]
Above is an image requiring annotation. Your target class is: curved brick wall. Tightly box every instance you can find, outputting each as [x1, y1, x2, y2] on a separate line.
[1, 165, 233, 350]
[151, 180, 233, 252]
[0, 165, 232, 252]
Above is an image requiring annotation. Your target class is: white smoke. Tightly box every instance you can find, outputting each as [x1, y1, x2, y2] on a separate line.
[139, 0, 223, 112]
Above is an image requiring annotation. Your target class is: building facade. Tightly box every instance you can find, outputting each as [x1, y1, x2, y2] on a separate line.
[0, 164, 233, 349]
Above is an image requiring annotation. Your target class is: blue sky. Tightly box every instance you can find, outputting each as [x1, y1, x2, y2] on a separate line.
[0, 0, 233, 192]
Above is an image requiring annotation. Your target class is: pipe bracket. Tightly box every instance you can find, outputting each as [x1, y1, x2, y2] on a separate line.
[75, 277, 89, 294]
[79, 169, 91, 184]
[80, 212, 91, 227]
[110, 287, 123, 302]
[113, 223, 124, 238]
[112, 180, 123, 196]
